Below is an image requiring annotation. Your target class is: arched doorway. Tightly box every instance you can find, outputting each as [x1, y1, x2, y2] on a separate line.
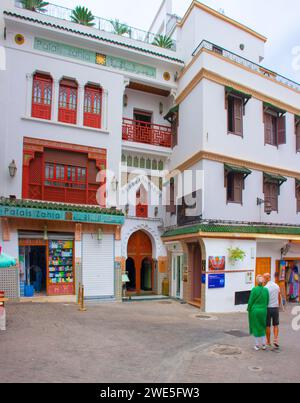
[127, 230, 153, 294]
[125, 257, 136, 291]
[141, 258, 153, 291]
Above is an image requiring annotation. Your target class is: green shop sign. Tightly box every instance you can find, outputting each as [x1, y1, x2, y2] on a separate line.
[34, 37, 156, 78]
[0, 206, 124, 225]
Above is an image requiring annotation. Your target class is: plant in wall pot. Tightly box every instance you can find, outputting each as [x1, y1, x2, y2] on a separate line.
[228, 247, 246, 265]
[152, 35, 174, 49]
[20, 0, 49, 12]
[71, 6, 95, 27]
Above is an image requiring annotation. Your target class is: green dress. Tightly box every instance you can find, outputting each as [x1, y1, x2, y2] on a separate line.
[247, 285, 269, 337]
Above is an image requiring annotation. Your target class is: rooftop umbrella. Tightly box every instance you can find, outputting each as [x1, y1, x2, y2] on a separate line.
[0, 246, 16, 268]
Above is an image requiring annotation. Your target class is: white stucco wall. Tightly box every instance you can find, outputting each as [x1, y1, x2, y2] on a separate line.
[203, 238, 256, 313]
[177, 6, 265, 65]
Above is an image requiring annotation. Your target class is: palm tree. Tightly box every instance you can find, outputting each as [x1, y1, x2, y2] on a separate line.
[71, 6, 95, 27]
[152, 34, 174, 49]
[110, 19, 131, 36]
[20, 0, 49, 13]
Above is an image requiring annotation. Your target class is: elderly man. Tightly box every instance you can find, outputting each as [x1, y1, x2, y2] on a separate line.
[264, 273, 282, 349]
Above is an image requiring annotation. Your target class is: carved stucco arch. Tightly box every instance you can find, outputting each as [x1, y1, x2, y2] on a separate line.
[122, 222, 166, 259]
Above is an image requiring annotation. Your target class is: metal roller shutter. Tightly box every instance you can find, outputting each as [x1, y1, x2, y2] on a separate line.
[82, 233, 114, 299]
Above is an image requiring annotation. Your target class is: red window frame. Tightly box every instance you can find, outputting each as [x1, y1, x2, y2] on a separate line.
[84, 85, 102, 129]
[32, 73, 53, 120]
[58, 79, 78, 125]
[136, 188, 148, 218]
[45, 163, 87, 190]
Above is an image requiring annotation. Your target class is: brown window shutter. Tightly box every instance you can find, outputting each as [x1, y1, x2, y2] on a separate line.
[171, 114, 179, 148]
[233, 173, 243, 204]
[296, 121, 300, 152]
[167, 179, 176, 214]
[296, 180, 300, 213]
[234, 98, 243, 136]
[277, 115, 286, 145]
[265, 182, 278, 212]
[264, 113, 272, 144]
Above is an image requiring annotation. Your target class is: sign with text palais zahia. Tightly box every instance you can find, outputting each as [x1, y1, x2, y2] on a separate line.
[0, 206, 124, 225]
[34, 38, 156, 78]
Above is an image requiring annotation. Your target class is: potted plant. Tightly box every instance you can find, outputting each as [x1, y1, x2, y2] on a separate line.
[71, 6, 95, 27]
[152, 34, 174, 49]
[20, 0, 49, 12]
[110, 19, 131, 36]
[228, 247, 246, 264]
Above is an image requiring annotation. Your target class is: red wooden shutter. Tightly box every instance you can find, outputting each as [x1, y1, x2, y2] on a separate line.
[296, 121, 300, 152]
[28, 153, 43, 200]
[234, 98, 243, 136]
[58, 80, 78, 124]
[277, 115, 286, 145]
[264, 113, 272, 144]
[32, 74, 52, 120]
[136, 188, 148, 218]
[84, 86, 102, 129]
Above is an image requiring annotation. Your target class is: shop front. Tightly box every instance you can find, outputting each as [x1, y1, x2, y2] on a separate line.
[19, 235, 75, 297]
[0, 198, 124, 300]
[276, 258, 300, 304]
[163, 224, 300, 313]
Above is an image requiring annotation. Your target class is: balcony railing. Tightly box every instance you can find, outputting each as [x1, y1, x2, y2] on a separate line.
[122, 118, 172, 148]
[193, 40, 300, 93]
[15, 1, 176, 51]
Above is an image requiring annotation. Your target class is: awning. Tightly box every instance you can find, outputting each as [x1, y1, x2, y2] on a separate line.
[225, 86, 252, 106]
[263, 102, 286, 116]
[164, 105, 179, 123]
[0, 248, 16, 268]
[264, 172, 287, 186]
[225, 164, 252, 178]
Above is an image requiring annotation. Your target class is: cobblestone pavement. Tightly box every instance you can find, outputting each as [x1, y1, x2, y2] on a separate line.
[1, 301, 299, 383]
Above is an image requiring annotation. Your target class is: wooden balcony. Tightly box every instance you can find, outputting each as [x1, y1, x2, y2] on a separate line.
[122, 118, 172, 148]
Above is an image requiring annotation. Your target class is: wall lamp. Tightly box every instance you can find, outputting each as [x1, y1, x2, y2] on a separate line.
[257, 198, 272, 216]
[8, 160, 17, 178]
[111, 176, 119, 192]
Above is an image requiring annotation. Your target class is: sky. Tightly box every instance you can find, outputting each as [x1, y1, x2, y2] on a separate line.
[53, 0, 300, 83]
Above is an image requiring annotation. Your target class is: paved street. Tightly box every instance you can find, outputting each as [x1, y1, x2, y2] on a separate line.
[1, 301, 299, 383]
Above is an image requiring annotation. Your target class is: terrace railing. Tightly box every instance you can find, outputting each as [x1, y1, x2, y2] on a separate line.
[122, 118, 172, 148]
[194, 40, 300, 93]
[15, 1, 177, 51]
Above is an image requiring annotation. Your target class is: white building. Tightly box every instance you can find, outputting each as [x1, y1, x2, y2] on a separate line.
[0, 0, 299, 311]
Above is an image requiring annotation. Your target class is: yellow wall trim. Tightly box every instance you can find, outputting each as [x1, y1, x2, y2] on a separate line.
[176, 67, 300, 116]
[174, 150, 300, 180]
[179, 48, 300, 97]
[177, 1, 267, 43]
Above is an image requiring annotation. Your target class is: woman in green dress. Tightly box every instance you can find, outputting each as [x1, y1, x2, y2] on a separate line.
[247, 275, 269, 351]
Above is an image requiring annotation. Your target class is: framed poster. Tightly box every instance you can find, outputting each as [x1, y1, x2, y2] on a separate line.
[208, 256, 226, 271]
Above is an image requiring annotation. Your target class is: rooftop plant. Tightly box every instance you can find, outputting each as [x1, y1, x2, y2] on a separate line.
[71, 6, 95, 27]
[110, 19, 131, 36]
[152, 34, 174, 49]
[20, 0, 49, 12]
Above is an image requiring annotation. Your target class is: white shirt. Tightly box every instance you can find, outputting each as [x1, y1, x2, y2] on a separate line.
[265, 281, 280, 308]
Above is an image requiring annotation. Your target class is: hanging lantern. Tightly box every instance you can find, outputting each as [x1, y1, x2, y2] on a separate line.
[8, 160, 17, 178]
